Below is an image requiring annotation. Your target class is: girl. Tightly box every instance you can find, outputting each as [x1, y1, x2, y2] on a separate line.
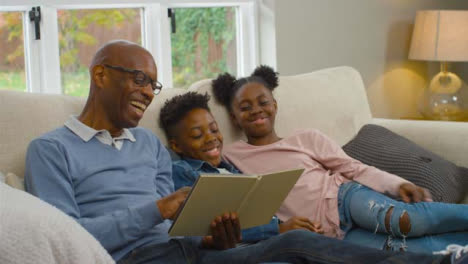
[212, 65, 468, 254]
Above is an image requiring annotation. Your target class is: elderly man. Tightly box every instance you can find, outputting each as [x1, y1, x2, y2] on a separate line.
[24, 40, 461, 264]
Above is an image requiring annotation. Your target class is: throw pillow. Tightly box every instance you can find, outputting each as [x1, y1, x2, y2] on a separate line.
[342, 124, 468, 203]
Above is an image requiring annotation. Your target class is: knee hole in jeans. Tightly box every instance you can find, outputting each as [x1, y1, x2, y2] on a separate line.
[384, 207, 411, 235]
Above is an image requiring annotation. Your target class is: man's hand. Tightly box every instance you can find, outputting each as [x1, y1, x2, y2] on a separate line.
[398, 183, 432, 203]
[202, 212, 241, 250]
[156, 187, 191, 220]
[279, 216, 324, 234]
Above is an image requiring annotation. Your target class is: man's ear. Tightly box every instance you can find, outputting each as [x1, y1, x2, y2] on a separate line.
[92, 65, 105, 89]
[169, 138, 183, 155]
[273, 98, 278, 112]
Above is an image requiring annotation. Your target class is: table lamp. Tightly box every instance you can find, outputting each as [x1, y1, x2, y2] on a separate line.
[409, 10, 468, 121]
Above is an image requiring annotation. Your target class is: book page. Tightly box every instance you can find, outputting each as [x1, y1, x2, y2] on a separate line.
[169, 175, 257, 237]
[238, 168, 304, 229]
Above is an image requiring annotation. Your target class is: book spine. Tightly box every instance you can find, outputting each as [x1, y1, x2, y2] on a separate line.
[237, 175, 262, 213]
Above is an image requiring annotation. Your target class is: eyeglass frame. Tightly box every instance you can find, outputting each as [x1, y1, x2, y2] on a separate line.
[103, 64, 163, 95]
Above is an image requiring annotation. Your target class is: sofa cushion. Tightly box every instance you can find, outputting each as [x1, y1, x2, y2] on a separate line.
[342, 124, 468, 203]
[5, 172, 25, 191]
[0, 182, 114, 264]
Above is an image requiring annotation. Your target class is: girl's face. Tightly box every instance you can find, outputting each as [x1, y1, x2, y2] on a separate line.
[230, 82, 277, 139]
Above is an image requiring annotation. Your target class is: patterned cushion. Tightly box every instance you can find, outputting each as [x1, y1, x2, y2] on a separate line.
[342, 124, 468, 203]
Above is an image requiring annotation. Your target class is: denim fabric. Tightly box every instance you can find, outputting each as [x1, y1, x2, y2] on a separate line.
[117, 230, 447, 264]
[345, 228, 468, 254]
[172, 158, 280, 242]
[339, 182, 468, 253]
[172, 158, 240, 191]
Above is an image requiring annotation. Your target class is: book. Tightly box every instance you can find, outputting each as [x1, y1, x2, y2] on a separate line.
[168, 168, 304, 237]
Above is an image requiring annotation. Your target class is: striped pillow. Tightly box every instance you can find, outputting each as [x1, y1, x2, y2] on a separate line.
[342, 124, 468, 203]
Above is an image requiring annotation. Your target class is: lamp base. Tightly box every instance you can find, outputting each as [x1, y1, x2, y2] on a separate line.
[420, 70, 468, 121]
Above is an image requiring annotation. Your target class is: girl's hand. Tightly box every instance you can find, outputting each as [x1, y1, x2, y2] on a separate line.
[279, 216, 324, 234]
[398, 183, 433, 203]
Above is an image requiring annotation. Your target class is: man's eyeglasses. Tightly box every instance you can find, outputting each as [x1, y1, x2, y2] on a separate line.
[103, 64, 163, 95]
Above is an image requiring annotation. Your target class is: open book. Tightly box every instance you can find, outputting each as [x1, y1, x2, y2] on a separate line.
[168, 168, 304, 237]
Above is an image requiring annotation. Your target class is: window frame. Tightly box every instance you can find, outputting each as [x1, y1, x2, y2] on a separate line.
[0, 0, 261, 94]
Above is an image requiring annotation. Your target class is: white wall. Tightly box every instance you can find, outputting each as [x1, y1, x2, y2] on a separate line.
[274, 0, 468, 119]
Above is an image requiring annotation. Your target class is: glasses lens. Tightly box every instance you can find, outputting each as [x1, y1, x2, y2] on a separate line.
[134, 71, 147, 85]
[153, 84, 160, 94]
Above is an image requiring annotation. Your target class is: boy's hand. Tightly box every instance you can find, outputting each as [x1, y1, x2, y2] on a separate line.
[156, 187, 191, 220]
[202, 212, 241, 250]
[398, 183, 432, 203]
[279, 216, 324, 234]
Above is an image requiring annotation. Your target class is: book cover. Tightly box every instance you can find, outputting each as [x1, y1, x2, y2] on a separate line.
[169, 168, 304, 237]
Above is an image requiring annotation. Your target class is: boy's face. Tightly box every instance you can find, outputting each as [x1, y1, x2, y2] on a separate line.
[171, 108, 224, 167]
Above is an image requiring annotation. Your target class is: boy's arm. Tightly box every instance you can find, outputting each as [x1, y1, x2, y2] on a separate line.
[172, 161, 200, 190]
[25, 139, 166, 252]
[241, 216, 279, 242]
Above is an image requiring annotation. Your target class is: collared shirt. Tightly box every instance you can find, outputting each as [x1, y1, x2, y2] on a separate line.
[25, 121, 177, 261]
[172, 157, 241, 190]
[171, 157, 280, 243]
[64, 116, 136, 150]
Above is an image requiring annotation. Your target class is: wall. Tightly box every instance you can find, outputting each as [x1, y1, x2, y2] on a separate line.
[274, 0, 468, 119]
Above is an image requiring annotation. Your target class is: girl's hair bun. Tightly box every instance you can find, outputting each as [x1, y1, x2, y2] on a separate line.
[251, 65, 278, 89]
[212, 72, 236, 107]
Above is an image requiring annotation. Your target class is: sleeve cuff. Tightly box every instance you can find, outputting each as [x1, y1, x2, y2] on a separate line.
[134, 200, 165, 229]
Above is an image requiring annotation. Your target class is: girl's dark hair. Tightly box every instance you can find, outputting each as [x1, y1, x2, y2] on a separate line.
[159, 92, 211, 139]
[212, 65, 279, 111]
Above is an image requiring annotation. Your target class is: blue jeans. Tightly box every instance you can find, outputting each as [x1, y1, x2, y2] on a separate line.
[117, 230, 447, 264]
[339, 182, 468, 253]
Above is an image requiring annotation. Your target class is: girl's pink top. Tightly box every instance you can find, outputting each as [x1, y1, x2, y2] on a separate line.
[224, 129, 409, 239]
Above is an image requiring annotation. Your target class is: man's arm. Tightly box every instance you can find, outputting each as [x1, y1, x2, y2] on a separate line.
[153, 137, 175, 197]
[24, 139, 165, 252]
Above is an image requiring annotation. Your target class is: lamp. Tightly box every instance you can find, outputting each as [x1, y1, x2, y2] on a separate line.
[409, 10, 468, 121]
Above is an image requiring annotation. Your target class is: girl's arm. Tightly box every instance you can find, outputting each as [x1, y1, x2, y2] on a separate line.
[305, 129, 410, 197]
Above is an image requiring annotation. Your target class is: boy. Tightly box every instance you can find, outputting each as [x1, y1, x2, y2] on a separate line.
[159, 92, 323, 242]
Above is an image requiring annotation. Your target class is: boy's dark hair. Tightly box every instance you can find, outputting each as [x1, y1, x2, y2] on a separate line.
[159, 92, 211, 139]
[212, 65, 279, 111]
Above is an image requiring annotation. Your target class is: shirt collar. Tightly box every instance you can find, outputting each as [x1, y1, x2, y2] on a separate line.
[64, 116, 136, 142]
[181, 157, 239, 173]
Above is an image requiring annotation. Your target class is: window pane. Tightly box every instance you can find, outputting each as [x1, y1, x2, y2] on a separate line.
[0, 11, 26, 92]
[58, 8, 142, 97]
[171, 7, 237, 89]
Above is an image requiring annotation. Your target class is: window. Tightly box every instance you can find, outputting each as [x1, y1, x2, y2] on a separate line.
[170, 7, 237, 89]
[57, 8, 142, 97]
[0, 11, 26, 92]
[0, 1, 261, 95]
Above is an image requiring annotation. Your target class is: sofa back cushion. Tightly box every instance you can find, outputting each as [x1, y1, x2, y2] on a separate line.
[189, 66, 372, 146]
[0, 91, 85, 178]
[0, 88, 186, 178]
[0, 66, 371, 178]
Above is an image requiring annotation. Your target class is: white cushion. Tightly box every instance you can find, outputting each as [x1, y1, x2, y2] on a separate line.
[0, 182, 114, 264]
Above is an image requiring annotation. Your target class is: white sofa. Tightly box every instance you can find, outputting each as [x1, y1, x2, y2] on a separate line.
[1, 66, 468, 262]
[1, 66, 468, 198]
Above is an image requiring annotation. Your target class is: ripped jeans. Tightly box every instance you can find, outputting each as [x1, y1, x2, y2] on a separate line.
[338, 182, 468, 254]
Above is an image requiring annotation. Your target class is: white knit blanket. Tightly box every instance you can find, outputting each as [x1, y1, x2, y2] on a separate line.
[0, 182, 115, 264]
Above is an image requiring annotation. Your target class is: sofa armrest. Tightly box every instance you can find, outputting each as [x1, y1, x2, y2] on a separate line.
[370, 118, 468, 168]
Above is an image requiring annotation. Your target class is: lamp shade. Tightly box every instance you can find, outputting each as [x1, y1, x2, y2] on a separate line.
[409, 10, 468, 62]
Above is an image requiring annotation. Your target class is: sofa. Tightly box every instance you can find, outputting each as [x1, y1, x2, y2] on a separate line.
[1, 66, 468, 262]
